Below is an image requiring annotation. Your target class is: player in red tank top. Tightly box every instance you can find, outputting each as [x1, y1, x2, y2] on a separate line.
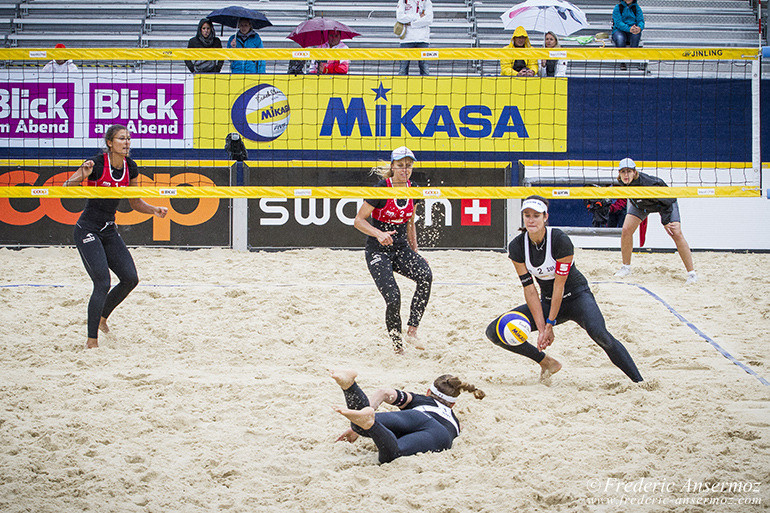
[63, 124, 168, 349]
[354, 146, 433, 353]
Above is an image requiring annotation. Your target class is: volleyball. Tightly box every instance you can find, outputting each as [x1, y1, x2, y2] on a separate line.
[231, 83, 291, 142]
[496, 311, 530, 346]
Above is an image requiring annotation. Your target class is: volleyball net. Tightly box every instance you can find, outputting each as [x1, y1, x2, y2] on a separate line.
[0, 47, 762, 200]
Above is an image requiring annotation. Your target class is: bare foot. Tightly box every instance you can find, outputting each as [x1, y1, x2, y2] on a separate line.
[86, 337, 98, 349]
[405, 327, 425, 350]
[330, 369, 358, 390]
[332, 405, 375, 430]
[99, 317, 110, 334]
[390, 330, 404, 355]
[539, 355, 562, 381]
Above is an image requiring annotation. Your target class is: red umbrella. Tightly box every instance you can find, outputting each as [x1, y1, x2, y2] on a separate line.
[287, 17, 360, 48]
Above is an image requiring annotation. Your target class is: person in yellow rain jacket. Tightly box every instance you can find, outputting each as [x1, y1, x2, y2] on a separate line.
[501, 25, 538, 77]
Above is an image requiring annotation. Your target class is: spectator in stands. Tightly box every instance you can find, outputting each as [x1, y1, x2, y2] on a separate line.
[611, 0, 645, 48]
[185, 19, 224, 74]
[228, 18, 266, 73]
[42, 43, 78, 73]
[501, 26, 537, 77]
[538, 31, 567, 77]
[309, 29, 350, 75]
[396, 0, 434, 76]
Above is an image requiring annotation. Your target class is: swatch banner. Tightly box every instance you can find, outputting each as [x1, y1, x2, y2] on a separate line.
[248, 167, 507, 249]
[195, 75, 567, 154]
[0, 71, 192, 147]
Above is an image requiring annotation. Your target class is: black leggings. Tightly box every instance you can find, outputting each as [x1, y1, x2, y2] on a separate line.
[485, 290, 643, 382]
[74, 222, 139, 339]
[366, 246, 432, 343]
[343, 383, 453, 464]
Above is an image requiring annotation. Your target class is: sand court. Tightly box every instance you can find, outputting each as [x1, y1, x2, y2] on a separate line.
[0, 247, 768, 512]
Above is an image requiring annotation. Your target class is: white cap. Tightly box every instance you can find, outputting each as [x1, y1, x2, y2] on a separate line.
[391, 146, 416, 162]
[618, 157, 636, 171]
[521, 198, 548, 213]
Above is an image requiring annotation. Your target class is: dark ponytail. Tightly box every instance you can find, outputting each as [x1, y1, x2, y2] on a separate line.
[434, 374, 486, 401]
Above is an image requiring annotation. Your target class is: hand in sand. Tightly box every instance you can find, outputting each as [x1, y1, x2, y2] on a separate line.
[336, 427, 359, 443]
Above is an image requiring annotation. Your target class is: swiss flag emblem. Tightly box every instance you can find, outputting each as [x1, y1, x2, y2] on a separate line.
[460, 199, 491, 226]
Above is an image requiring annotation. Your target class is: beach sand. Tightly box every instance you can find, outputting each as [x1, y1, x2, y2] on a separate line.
[0, 247, 768, 512]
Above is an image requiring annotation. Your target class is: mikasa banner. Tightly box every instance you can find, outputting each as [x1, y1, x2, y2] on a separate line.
[194, 75, 567, 153]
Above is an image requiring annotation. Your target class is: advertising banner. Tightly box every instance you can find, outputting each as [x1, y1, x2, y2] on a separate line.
[196, 75, 567, 154]
[0, 71, 192, 148]
[248, 167, 506, 249]
[0, 82, 75, 138]
[0, 167, 229, 246]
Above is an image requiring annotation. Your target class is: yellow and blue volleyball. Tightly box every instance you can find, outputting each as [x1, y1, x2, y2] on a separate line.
[496, 311, 531, 346]
[231, 84, 291, 142]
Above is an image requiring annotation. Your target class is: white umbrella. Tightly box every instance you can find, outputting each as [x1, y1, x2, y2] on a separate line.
[501, 0, 589, 36]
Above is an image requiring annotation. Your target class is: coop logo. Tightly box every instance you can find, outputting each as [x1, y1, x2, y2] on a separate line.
[231, 83, 291, 142]
[0, 170, 220, 241]
[0, 83, 74, 138]
[682, 50, 722, 58]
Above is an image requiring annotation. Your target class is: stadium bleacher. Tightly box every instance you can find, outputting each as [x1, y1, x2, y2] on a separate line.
[1, 0, 760, 48]
[0, 0, 762, 75]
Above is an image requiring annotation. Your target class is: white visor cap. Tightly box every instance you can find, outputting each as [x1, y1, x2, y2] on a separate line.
[521, 198, 548, 213]
[618, 157, 636, 171]
[391, 146, 416, 162]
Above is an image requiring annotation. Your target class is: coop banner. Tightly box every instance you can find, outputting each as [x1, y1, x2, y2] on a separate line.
[0, 167, 228, 246]
[195, 75, 567, 154]
[0, 71, 192, 147]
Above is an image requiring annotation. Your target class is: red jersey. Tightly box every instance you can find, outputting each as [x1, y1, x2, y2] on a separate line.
[370, 178, 414, 225]
[86, 153, 130, 187]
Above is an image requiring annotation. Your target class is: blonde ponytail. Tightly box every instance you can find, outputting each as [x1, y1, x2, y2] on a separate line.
[370, 160, 393, 179]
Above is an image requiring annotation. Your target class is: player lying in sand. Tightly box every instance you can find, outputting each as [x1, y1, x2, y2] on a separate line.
[331, 369, 484, 463]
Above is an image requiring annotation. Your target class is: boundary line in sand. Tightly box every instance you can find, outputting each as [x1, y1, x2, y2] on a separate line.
[595, 281, 770, 387]
[3, 281, 767, 386]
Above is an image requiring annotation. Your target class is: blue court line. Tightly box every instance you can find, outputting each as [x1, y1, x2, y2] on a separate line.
[594, 280, 770, 387]
[4, 281, 767, 386]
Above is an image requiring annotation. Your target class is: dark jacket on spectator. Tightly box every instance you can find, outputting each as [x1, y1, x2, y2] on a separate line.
[186, 19, 224, 73]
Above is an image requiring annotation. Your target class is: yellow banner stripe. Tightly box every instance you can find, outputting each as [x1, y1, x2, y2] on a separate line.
[1, 47, 758, 62]
[0, 160, 511, 169]
[519, 160, 755, 169]
[0, 186, 759, 199]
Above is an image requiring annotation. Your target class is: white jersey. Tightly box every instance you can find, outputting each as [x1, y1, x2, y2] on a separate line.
[524, 227, 557, 281]
[413, 402, 460, 436]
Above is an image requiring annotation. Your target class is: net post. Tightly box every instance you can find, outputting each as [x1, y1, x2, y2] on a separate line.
[752, 58, 761, 187]
[230, 162, 249, 252]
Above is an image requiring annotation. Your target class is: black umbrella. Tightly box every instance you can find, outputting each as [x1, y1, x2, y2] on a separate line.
[207, 6, 272, 29]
